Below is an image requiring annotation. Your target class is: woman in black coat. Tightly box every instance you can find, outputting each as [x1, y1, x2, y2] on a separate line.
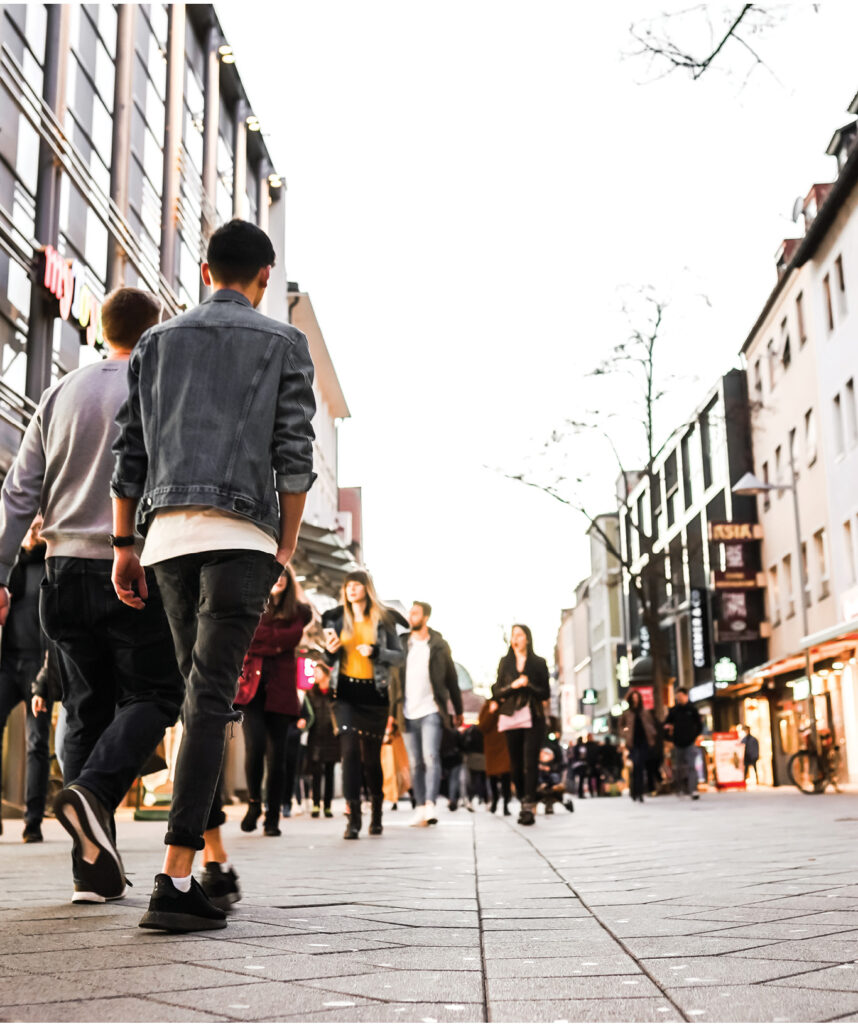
[491, 624, 550, 826]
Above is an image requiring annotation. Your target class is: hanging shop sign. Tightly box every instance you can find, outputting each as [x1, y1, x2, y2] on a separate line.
[712, 540, 763, 590]
[688, 681, 714, 703]
[639, 625, 651, 657]
[714, 657, 739, 686]
[581, 688, 598, 705]
[38, 245, 104, 348]
[690, 587, 711, 671]
[708, 522, 764, 543]
[716, 590, 761, 643]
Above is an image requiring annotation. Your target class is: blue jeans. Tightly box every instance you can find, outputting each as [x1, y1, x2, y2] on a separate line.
[403, 712, 443, 806]
[674, 744, 698, 794]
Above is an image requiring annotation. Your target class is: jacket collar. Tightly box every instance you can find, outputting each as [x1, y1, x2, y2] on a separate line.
[204, 289, 253, 308]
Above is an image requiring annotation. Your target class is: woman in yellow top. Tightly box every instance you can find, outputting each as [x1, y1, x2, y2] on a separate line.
[322, 570, 404, 839]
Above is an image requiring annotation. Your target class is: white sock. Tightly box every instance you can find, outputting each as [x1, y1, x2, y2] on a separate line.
[171, 874, 192, 893]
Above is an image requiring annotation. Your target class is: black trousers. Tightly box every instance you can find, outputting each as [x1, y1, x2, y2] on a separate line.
[153, 549, 282, 850]
[0, 653, 50, 826]
[282, 724, 303, 807]
[504, 721, 543, 806]
[311, 761, 336, 808]
[488, 772, 512, 809]
[340, 729, 383, 803]
[39, 558, 183, 814]
[630, 746, 648, 799]
[241, 688, 294, 814]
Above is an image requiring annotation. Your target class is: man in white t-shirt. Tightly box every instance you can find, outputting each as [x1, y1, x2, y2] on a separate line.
[388, 602, 463, 827]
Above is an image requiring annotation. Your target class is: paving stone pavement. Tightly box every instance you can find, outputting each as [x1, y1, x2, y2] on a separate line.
[2, 789, 858, 1022]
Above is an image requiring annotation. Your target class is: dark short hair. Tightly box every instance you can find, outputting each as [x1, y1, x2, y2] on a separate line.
[676, 687, 689, 695]
[413, 601, 432, 619]
[100, 287, 162, 349]
[206, 219, 276, 285]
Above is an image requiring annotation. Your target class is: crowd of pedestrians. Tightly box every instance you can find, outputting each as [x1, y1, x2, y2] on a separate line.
[0, 216, 727, 943]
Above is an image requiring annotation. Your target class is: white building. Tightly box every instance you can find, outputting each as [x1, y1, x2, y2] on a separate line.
[586, 515, 624, 731]
[738, 88, 858, 783]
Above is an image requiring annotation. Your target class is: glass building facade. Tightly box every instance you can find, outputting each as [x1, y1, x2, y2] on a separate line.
[0, 4, 283, 469]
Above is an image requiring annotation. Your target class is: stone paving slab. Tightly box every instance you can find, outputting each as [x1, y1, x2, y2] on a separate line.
[3, 790, 858, 1022]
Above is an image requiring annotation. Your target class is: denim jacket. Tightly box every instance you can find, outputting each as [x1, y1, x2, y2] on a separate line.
[111, 290, 316, 538]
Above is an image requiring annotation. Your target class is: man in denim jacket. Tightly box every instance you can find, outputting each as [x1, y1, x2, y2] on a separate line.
[111, 219, 316, 932]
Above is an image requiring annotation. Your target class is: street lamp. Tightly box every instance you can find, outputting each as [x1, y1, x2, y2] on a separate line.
[732, 458, 818, 746]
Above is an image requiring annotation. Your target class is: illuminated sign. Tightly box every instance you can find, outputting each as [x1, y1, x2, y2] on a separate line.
[714, 657, 739, 684]
[39, 246, 104, 348]
[582, 688, 598, 705]
[690, 588, 710, 670]
[708, 522, 763, 542]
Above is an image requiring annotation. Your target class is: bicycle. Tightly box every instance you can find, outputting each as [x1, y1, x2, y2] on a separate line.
[788, 732, 842, 794]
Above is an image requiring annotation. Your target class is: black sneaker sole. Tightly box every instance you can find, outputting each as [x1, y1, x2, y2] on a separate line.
[54, 788, 125, 900]
[139, 910, 228, 933]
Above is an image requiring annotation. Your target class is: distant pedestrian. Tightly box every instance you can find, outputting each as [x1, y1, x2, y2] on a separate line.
[387, 601, 462, 827]
[741, 727, 760, 783]
[305, 661, 339, 818]
[235, 566, 312, 837]
[664, 689, 703, 800]
[492, 624, 550, 826]
[0, 520, 50, 842]
[322, 569, 404, 839]
[619, 690, 657, 803]
[570, 736, 589, 798]
[478, 698, 512, 816]
[0, 287, 184, 903]
[585, 733, 602, 797]
[112, 221, 316, 931]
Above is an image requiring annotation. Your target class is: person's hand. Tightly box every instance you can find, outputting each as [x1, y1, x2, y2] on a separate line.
[0, 586, 9, 627]
[454, 714, 464, 728]
[357, 644, 373, 657]
[32, 696, 48, 716]
[297, 718, 307, 730]
[324, 632, 341, 654]
[112, 549, 148, 609]
[511, 675, 528, 690]
[275, 543, 296, 568]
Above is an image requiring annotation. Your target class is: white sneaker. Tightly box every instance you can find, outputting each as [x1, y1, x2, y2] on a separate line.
[424, 801, 438, 826]
[408, 806, 428, 828]
[293, 802, 305, 816]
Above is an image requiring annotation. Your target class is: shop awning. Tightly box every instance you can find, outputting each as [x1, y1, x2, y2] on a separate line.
[291, 521, 359, 599]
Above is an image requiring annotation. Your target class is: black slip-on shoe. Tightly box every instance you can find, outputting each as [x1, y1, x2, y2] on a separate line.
[200, 862, 241, 911]
[139, 874, 227, 932]
[54, 785, 125, 902]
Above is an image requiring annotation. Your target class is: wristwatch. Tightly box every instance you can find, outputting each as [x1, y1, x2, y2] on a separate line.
[107, 534, 136, 548]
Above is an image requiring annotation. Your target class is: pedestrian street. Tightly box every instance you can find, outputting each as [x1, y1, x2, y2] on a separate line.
[2, 789, 858, 1023]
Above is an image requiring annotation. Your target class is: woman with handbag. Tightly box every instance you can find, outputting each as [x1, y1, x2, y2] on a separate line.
[619, 689, 657, 803]
[322, 569, 404, 840]
[235, 566, 312, 837]
[491, 624, 550, 826]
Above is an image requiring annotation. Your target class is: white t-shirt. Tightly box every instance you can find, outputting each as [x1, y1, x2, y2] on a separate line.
[404, 635, 437, 720]
[141, 507, 277, 566]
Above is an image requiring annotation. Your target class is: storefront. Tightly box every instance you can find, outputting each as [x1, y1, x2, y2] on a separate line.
[724, 621, 858, 786]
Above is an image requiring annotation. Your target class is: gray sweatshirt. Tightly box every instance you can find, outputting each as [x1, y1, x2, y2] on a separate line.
[0, 359, 134, 584]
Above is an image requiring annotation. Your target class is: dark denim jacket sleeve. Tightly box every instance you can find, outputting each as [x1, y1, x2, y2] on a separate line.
[273, 333, 317, 494]
[111, 339, 148, 498]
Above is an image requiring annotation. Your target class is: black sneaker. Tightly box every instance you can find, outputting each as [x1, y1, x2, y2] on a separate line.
[200, 862, 241, 911]
[519, 808, 536, 826]
[54, 785, 125, 903]
[139, 874, 227, 932]
[22, 822, 43, 843]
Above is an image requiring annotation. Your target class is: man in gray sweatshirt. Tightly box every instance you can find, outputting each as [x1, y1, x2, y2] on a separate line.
[0, 287, 184, 903]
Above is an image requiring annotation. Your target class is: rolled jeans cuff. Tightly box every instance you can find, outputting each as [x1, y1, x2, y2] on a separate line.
[163, 829, 206, 852]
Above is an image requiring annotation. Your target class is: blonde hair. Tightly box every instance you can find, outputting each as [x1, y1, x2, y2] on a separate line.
[340, 569, 388, 641]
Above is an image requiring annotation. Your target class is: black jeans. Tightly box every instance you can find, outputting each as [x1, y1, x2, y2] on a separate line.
[282, 722, 303, 809]
[153, 549, 282, 850]
[489, 772, 512, 809]
[0, 653, 50, 826]
[340, 730, 383, 803]
[241, 688, 293, 814]
[505, 721, 543, 806]
[39, 558, 184, 813]
[630, 745, 649, 799]
[311, 761, 335, 808]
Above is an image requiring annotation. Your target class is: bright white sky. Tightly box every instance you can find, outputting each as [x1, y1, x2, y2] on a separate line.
[220, 2, 858, 687]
